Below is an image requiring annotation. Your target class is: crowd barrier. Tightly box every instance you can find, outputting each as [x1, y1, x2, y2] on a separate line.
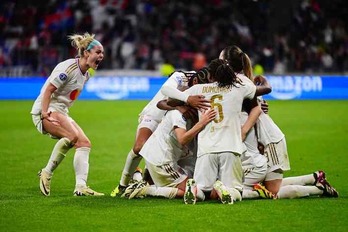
[0, 75, 347, 100]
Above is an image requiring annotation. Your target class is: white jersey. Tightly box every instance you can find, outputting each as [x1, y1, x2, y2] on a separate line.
[240, 112, 267, 169]
[139, 71, 195, 122]
[139, 110, 192, 166]
[31, 58, 90, 115]
[185, 74, 256, 157]
[257, 112, 285, 145]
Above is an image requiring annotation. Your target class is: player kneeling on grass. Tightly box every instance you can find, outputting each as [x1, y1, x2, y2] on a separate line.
[31, 32, 104, 197]
[123, 105, 216, 200]
[241, 102, 338, 199]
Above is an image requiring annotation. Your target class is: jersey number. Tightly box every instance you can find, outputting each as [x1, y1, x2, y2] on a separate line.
[210, 94, 223, 123]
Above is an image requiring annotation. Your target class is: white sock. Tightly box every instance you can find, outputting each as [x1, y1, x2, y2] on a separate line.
[277, 185, 323, 199]
[132, 171, 143, 182]
[281, 174, 315, 186]
[120, 149, 142, 186]
[242, 189, 260, 199]
[146, 185, 178, 199]
[227, 187, 242, 201]
[74, 147, 90, 187]
[196, 188, 205, 201]
[44, 138, 72, 175]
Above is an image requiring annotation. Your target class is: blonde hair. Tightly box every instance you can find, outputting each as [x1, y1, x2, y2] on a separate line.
[68, 32, 96, 57]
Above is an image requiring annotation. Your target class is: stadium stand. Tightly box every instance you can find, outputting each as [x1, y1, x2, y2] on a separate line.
[0, 0, 347, 76]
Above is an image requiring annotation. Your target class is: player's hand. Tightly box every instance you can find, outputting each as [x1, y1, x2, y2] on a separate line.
[46, 116, 60, 126]
[260, 100, 269, 114]
[41, 111, 60, 126]
[254, 75, 267, 85]
[200, 108, 217, 125]
[187, 95, 210, 110]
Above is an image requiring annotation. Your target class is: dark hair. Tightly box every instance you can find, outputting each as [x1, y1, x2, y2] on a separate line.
[208, 59, 238, 88]
[188, 67, 210, 87]
[220, 45, 253, 80]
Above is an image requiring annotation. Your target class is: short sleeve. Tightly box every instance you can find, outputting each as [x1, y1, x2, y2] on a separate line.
[49, 67, 70, 89]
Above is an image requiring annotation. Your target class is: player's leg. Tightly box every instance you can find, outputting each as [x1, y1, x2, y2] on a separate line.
[242, 162, 268, 199]
[219, 152, 243, 202]
[36, 112, 77, 196]
[193, 154, 217, 202]
[70, 121, 103, 196]
[121, 127, 151, 185]
[264, 170, 283, 195]
[263, 140, 289, 195]
[112, 118, 157, 196]
[277, 185, 323, 198]
[281, 170, 325, 186]
[41, 112, 79, 173]
[126, 161, 185, 199]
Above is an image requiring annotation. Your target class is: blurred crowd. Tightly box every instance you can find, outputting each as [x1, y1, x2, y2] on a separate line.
[0, 0, 347, 76]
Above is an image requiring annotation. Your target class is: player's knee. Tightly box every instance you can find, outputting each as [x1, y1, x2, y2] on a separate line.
[133, 144, 143, 155]
[75, 138, 91, 148]
[67, 134, 78, 145]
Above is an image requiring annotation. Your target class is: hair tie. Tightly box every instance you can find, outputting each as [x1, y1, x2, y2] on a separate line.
[87, 39, 102, 51]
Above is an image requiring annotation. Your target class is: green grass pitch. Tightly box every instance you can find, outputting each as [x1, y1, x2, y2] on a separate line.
[0, 100, 347, 232]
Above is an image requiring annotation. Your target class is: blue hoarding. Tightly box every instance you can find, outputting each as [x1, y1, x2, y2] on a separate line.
[0, 75, 347, 100]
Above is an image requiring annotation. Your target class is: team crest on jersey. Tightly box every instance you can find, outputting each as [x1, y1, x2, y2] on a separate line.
[59, 73, 67, 81]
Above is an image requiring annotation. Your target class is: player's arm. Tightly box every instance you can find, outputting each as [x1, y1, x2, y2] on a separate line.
[162, 74, 210, 110]
[161, 74, 190, 102]
[175, 109, 216, 146]
[259, 99, 269, 114]
[166, 98, 186, 107]
[41, 83, 60, 125]
[241, 97, 262, 141]
[157, 99, 176, 111]
[254, 75, 272, 96]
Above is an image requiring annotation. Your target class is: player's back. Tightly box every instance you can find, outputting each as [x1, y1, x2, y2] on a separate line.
[185, 75, 256, 157]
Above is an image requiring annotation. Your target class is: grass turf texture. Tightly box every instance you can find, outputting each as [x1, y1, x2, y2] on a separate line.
[0, 100, 347, 232]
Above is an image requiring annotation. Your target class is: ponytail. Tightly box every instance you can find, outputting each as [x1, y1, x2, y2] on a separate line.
[68, 32, 99, 57]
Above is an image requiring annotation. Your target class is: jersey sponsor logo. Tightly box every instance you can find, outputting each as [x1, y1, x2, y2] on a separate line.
[70, 89, 81, 100]
[59, 73, 67, 81]
[268, 75, 322, 100]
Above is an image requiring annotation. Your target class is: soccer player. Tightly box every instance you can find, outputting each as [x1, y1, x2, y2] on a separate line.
[123, 105, 216, 200]
[110, 70, 210, 196]
[242, 101, 338, 199]
[31, 32, 104, 196]
[219, 45, 289, 196]
[184, 56, 262, 204]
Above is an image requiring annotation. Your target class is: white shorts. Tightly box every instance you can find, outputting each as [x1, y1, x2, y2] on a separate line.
[264, 138, 290, 173]
[145, 160, 188, 187]
[194, 152, 243, 192]
[243, 162, 268, 190]
[31, 113, 74, 139]
[265, 171, 283, 181]
[137, 115, 160, 132]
